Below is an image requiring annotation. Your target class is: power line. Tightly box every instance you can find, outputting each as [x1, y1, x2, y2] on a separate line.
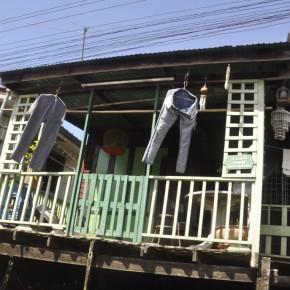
[0, 0, 105, 25]
[1, 0, 286, 57]
[0, 0, 267, 49]
[0, 0, 289, 70]
[0, 0, 146, 34]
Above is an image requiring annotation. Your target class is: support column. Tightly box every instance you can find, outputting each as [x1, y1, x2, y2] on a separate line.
[136, 86, 160, 243]
[256, 257, 271, 290]
[83, 239, 97, 290]
[145, 86, 160, 177]
[66, 90, 95, 236]
[0, 257, 14, 290]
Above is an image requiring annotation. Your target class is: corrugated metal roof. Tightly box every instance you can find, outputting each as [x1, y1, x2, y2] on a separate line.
[1, 41, 289, 75]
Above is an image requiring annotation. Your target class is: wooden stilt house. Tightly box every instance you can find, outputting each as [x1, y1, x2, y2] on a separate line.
[0, 42, 289, 289]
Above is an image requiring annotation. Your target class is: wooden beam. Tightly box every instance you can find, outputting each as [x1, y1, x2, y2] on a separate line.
[2, 48, 290, 84]
[83, 240, 96, 290]
[0, 257, 14, 290]
[94, 255, 255, 282]
[0, 243, 87, 265]
[0, 243, 256, 283]
[81, 77, 174, 88]
[273, 275, 290, 287]
[256, 257, 271, 290]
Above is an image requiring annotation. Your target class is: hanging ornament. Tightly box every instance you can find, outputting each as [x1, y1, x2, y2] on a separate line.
[276, 85, 290, 107]
[224, 64, 231, 90]
[199, 78, 208, 110]
[271, 107, 290, 141]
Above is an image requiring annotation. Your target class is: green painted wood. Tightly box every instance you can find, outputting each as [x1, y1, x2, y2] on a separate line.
[281, 237, 287, 257]
[82, 174, 98, 234]
[90, 175, 105, 234]
[72, 173, 147, 242]
[265, 236, 271, 255]
[133, 176, 147, 242]
[132, 148, 168, 175]
[115, 175, 128, 237]
[98, 174, 113, 235]
[114, 149, 129, 175]
[282, 206, 288, 226]
[124, 176, 136, 238]
[96, 150, 110, 174]
[152, 148, 168, 175]
[77, 174, 89, 232]
[138, 177, 151, 243]
[146, 86, 160, 177]
[132, 148, 146, 175]
[260, 225, 290, 237]
[107, 175, 121, 236]
[66, 90, 95, 235]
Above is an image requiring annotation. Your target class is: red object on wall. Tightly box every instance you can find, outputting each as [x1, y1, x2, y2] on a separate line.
[102, 146, 125, 156]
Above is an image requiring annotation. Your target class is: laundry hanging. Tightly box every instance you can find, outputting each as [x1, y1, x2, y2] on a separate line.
[142, 88, 198, 173]
[11, 94, 66, 171]
[282, 149, 290, 176]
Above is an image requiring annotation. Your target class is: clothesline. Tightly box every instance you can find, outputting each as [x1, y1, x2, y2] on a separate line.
[266, 144, 290, 151]
[0, 106, 273, 114]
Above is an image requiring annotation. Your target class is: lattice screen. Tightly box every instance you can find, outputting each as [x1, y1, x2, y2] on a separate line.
[222, 80, 264, 178]
[0, 94, 38, 172]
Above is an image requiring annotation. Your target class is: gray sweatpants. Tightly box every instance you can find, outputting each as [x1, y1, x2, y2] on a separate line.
[142, 103, 197, 173]
[12, 94, 65, 171]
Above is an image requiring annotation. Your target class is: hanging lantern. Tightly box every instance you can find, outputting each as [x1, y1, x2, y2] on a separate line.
[199, 79, 208, 110]
[276, 85, 290, 107]
[102, 128, 128, 156]
[271, 107, 290, 140]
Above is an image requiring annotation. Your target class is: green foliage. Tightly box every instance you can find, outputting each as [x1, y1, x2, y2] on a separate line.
[23, 140, 38, 167]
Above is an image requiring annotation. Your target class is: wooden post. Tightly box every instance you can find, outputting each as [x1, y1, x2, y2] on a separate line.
[146, 86, 160, 177]
[83, 240, 96, 290]
[135, 86, 160, 243]
[256, 257, 271, 290]
[0, 257, 14, 290]
[66, 90, 95, 236]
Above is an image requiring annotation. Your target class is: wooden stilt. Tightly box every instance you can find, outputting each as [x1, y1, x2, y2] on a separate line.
[0, 256, 14, 290]
[256, 257, 271, 290]
[83, 240, 96, 290]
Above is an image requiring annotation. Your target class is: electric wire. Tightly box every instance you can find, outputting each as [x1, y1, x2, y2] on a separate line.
[0, 0, 289, 70]
[1, 0, 287, 58]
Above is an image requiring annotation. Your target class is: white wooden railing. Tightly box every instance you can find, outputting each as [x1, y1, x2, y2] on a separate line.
[0, 171, 75, 229]
[143, 176, 255, 247]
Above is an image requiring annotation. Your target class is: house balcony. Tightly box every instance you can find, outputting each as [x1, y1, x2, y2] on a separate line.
[0, 171, 256, 261]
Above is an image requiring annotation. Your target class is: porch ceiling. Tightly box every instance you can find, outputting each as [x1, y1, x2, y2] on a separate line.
[0, 42, 289, 128]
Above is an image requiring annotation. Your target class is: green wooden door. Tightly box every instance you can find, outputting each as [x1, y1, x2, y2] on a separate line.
[74, 173, 147, 242]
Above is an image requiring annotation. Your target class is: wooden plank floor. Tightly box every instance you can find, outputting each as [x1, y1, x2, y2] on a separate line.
[0, 227, 257, 284]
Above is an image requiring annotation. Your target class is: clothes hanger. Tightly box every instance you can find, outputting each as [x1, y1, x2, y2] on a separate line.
[55, 81, 64, 97]
[183, 71, 190, 89]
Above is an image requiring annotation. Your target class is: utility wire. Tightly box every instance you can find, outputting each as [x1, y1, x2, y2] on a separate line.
[0, 0, 272, 49]
[0, 0, 106, 25]
[4, 3, 289, 56]
[0, 0, 289, 70]
[0, 0, 146, 34]
[0, 0, 287, 57]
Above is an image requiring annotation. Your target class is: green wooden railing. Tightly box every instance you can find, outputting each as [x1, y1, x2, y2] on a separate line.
[260, 204, 290, 258]
[73, 173, 148, 242]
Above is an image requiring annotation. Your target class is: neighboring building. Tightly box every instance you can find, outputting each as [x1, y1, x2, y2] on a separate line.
[0, 86, 11, 154]
[0, 42, 289, 289]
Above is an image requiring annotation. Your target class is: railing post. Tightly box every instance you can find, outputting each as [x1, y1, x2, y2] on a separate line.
[136, 86, 160, 242]
[66, 90, 95, 236]
[145, 86, 160, 176]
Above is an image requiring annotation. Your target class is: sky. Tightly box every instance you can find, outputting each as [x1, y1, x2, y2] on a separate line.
[0, 0, 289, 139]
[0, 0, 289, 71]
